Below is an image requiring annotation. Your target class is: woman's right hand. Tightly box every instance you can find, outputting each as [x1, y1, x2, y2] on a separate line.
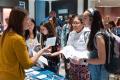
[31, 46, 51, 64]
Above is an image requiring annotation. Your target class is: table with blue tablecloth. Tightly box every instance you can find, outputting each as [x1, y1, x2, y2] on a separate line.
[25, 66, 65, 80]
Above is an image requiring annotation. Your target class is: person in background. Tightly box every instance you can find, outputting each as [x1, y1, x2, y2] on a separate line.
[43, 11, 63, 27]
[40, 22, 60, 74]
[86, 9, 109, 80]
[67, 15, 90, 80]
[25, 18, 38, 57]
[49, 17, 62, 50]
[0, 22, 4, 36]
[25, 18, 45, 68]
[60, 14, 74, 79]
[116, 17, 120, 28]
[0, 7, 50, 80]
[107, 21, 116, 33]
[114, 18, 120, 37]
[49, 15, 91, 80]
[108, 21, 116, 29]
[83, 10, 92, 31]
[61, 14, 74, 48]
[4, 17, 9, 30]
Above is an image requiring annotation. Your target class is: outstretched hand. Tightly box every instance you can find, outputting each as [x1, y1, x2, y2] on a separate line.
[42, 46, 52, 53]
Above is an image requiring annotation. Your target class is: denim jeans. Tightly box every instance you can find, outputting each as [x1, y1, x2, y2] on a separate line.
[88, 64, 109, 80]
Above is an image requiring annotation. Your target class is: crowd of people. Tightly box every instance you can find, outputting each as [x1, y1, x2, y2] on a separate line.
[0, 7, 120, 80]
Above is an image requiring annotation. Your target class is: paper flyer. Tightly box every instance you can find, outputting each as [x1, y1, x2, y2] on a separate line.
[37, 75, 47, 79]
[60, 45, 90, 59]
[45, 37, 56, 46]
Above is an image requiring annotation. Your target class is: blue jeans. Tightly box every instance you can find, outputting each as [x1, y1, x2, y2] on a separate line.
[88, 64, 109, 80]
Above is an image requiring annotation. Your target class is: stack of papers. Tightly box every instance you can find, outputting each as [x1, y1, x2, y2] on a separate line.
[29, 71, 40, 75]
[37, 75, 47, 79]
[60, 45, 90, 59]
[25, 68, 34, 73]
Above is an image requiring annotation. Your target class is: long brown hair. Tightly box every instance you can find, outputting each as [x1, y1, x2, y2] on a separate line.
[1, 7, 28, 46]
[41, 22, 56, 48]
[43, 22, 56, 37]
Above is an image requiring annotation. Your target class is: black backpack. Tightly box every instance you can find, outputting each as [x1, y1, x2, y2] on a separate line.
[97, 30, 120, 74]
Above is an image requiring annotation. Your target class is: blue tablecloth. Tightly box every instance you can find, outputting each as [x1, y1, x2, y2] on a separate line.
[25, 66, 65, 80]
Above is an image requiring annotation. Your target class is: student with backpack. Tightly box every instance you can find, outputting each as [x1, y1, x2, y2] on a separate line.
[86, 9, 109, 80]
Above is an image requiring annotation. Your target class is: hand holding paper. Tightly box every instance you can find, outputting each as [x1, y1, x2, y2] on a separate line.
[32, 50, 48, 66]
[45, 37, 56, 46]
[60, 45, 90, 59]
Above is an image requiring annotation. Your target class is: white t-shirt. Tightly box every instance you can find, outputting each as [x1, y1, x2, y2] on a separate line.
[66, 27, 90, 64]
[26, 36, 39, 56]
[67, 27, 90, 51]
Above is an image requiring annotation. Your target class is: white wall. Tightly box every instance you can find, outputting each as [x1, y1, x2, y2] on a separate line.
[77, 0, 84, 15]
[28, 0, 35, 19]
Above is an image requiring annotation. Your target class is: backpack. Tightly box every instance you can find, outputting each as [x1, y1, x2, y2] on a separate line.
[97, 30, 120, 74]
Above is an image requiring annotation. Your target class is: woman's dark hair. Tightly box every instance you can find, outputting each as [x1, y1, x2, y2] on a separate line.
[41, 22, 56, 48]
[108, 21, 116, 28]
[25, 18, 37, 40]
[116, 18, 120, 26]
[51, 17, 58, 27]
[43, 22, 56, 37]
[68, 14, 75, 31]
[87, 9, 104, 51]
[73, 15, 83, 23]
[1, 7, 28, 46]
[7, 7, 28, 35]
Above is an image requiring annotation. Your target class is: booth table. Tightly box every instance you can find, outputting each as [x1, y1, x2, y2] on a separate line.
[25, 66, 65, 80]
